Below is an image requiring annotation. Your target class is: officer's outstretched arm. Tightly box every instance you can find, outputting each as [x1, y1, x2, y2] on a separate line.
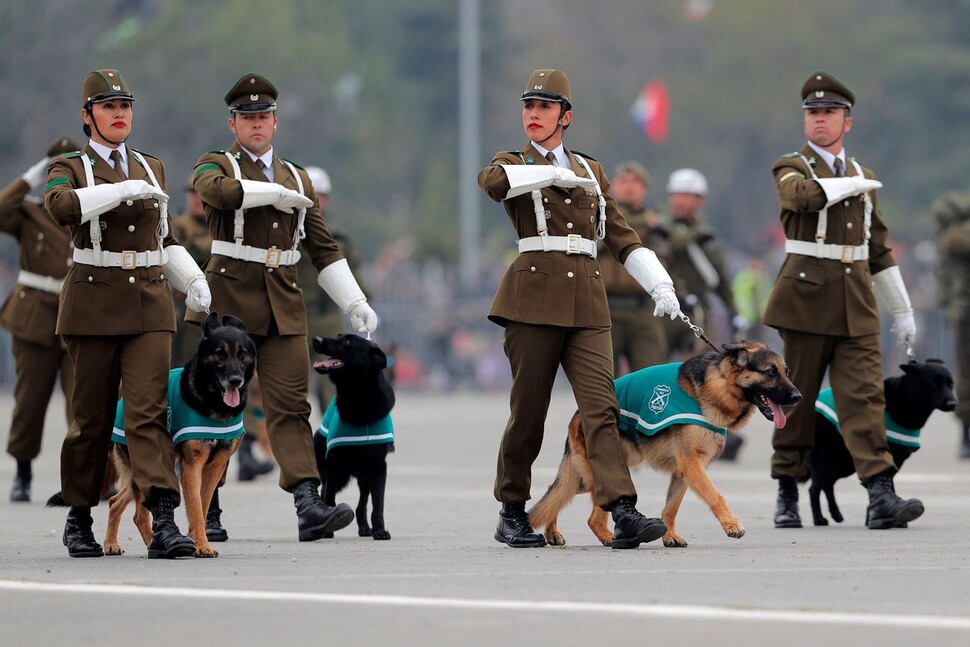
[164, 245, 211, 313]
[815, 176, 883, 207]
[624, 247, 681, 319]
[317, 259, 378, 333]
[500, 165, 597, 199]
[238, 179, 313, 214]
[873, 265, 916, 347]
[74, 180, 170, 224]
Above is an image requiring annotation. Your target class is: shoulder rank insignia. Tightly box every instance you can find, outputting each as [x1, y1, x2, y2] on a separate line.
[571, 150, 598, 162]
[281, 157, 305, 170]
[131, 148, 159, 161]
[62, 151, 83, 159]
[782, 152, 800, 159]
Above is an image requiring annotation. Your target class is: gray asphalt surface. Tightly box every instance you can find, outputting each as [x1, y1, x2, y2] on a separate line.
[2, 388, 969, 646]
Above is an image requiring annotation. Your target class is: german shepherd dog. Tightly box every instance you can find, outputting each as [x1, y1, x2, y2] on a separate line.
[529, 342, 802, 548]
[806, 359, 956, 526]
[103, 313, 256, 558]
[312, 334, 395, 540]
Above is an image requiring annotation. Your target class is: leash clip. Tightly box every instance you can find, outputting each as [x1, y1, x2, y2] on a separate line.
[678, 312, 719, 352]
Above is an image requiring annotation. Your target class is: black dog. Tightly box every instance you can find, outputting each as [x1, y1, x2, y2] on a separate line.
[312, 334, 395, 540]
[807, 359, 956, 526]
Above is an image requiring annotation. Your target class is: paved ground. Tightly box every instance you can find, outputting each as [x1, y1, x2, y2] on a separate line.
[1, 388, 969, 646]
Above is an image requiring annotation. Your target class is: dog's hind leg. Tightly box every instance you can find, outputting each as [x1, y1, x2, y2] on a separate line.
[179, 444, 217, 558]
[824, 484, 844, 523]
[131, 490, 152, 547]
[356, 476, 372, 537]
[808, 480, 828, 525]
[661, 474, 689, 547]
[679, 454, 745, 540]
[585, 485, 612, 547]
[527, 416, 590, 546]
[369, 460, 390, 540]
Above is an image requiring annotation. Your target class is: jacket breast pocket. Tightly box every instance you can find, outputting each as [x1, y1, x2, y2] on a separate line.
[514, 255, 552, 318]
[777, 260, 825, 299]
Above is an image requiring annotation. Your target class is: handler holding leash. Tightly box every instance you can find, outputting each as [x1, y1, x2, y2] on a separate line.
[479, 69, 681, 549]
[45, 69, 211, 558]
[1, 137, 78, 503]
[190, 73, 376, 541]
[764, 71, 923, 530]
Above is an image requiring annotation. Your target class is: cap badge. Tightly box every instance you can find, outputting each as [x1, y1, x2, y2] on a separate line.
[249, 78, 256, 84]
[112, 85, 122, 91]
[108, 73, 114, 77]
[815, 90, 824, 98]
[534, 84, 542, 89]
[816, 75, 823, 80]
[250, 94, 259, 101]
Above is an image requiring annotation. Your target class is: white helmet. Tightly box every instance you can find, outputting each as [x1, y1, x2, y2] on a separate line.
[666, 168, 708, 197]
[305, 166, 332, 195]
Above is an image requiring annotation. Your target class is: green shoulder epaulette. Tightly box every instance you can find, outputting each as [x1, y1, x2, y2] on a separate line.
[281, 157, 305, 171]
[62, 151, 83, 159]
[131, 148, 159, 161]
[207, 149, 227, 155]
[571, 150, 598, 162]
[502, 150, 523, 156]
[782, 152, 801, 158]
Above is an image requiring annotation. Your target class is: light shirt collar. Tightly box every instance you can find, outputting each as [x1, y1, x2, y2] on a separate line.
[531, 142, 569, 169]
[807, 141, 846, 176]
[241, 146, 275, 182]
[88, 140, 129, 176]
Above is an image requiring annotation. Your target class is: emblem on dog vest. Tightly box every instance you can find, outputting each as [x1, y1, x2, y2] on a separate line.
[615, 363, 726, 438]
[649, 384, 671, 414]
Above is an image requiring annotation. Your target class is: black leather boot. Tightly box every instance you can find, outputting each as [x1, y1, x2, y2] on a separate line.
[610, 497, 666, 549]
[147, 490, 196, 558]
[10, 460, 31, 502]
[205, 488, 228, 542]
[63, 506, 103, 558]
[865, 470, 924, 529]
[719, 434, 745, 462]
[494, 502, 547, 548]
[774, 476, 802, 528]
[237, 435, 275, 482]
[293, 479, 354, 541]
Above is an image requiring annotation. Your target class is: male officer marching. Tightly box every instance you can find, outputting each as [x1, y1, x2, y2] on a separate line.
[764, 71, 923, 530]
[191, 73, 378, 541]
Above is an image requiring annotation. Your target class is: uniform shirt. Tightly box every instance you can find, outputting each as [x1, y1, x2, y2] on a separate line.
[315, 397, 394, 456]
[615, 362, 727, 438]
[815, 388, 920, 448]
[112, 367, 245, 445]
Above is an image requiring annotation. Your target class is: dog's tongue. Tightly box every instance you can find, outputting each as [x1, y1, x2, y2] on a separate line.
[768, 397, 787, 429]
[223, 387, 240, 408]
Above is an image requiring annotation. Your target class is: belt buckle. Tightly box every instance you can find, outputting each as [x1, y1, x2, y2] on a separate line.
[120, 250, 137, 270]
[565, 234, 582, 255]
[840, 246, 854, 263]
[265, 246, 282, 268]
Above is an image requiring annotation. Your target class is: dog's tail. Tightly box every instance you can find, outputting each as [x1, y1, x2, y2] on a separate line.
[46, 491, 68, 508]
[528, 413, 588, 531]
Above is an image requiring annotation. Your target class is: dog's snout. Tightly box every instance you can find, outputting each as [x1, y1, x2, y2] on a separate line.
[228, 375, 244, 389]
[788, 389, 803, 405]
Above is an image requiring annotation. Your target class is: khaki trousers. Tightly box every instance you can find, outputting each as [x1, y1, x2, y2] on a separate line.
[6, 336, 74, 461]
[771, 329, 895, 482]
[61, 332, 179, 507]
[496, 322, 636, 509]
[250, 330, 320, 491]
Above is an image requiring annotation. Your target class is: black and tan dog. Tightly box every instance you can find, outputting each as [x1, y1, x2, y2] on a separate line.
[807, 359, 956, 526]
[312, 333, 395, 540]
[103, 313, 255, 558]
[529, 342, 801, 548]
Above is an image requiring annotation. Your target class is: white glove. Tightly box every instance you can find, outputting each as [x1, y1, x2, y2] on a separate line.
[239, 179, 313, 214]
[815, 176, 883, 207]
[623, 247, 681, 319]
[163, 245, 210, 313]
[22, 157, 50, 191]
[872, 266, 916, 347]
[500, 165, 597, 199]
[317, 258, 379, 333]
[74, 180, 170, 223]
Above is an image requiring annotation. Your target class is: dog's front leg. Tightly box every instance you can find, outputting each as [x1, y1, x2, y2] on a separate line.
[680, 458, 745, 540]
[104, 484, 136, 556]
[179, 447, 216, 558]
[368, 460, 390, 540]
[661, 474, 689, 547]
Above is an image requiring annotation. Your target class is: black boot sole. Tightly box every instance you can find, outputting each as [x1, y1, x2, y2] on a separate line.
[774, 518, 803, 529]
[868, 500, 924, 529]
[612, 519, 666, 549]
[206, 528, 229, 542]
[147, 540, 196, 559]
[68, 547, 104, 558]
[493, 531, 547, 548]
[298, 505, 355, 541]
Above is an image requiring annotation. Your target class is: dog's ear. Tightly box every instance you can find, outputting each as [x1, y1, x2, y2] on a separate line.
[722, 342, 749, 367]
[221, 314, 247, 333]
[368, 346, 388, 370]
[203, 311, 221, 336]
[899, 363, 918, 375]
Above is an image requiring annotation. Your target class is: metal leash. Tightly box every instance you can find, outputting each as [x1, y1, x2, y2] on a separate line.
[678, 311, 719, 353]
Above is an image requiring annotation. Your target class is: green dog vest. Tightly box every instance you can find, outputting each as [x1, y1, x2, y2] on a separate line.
[316, 397, 394, 456]
[615, 362, 727, 439]
[815, 388, 920, 448]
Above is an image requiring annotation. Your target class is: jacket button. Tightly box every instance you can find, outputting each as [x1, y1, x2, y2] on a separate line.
[565, 198, 572, 204]
[798, 272, 806, 278]
[292, 282, 297, 288]
[595, 270, 600, 276]
[567, 271, 574, 278]
[267, 267, 274, 273]
[272, 222, 279, 229]
[543, 197, 549, 203]
[566, 222, 573, 229]
[160, 273, 164, 279]
[19, 290, 25, 298]
[87, 276, 93, 282]
[126, 200, 134, 206]
[128, 276, 135, 283]
[530, 266, 536, 272]
[843, 200, 850, 207]
[128, 225, 135, 232]
[846, 222, 853, 229]
[845, 267, 852, 274]
[37, 232, 44, 240]
[220, 268, 226, 273]
[153, 202, 159, 208]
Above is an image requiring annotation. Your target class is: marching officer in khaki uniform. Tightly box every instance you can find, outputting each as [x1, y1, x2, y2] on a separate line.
[45, 69, 211, 558]
[598, 160, 669, 374]
[190, 73, 378, 541]
[764, 71, 922, 530]
[1, 137, 79, 502]
[479, 69, 680, 549]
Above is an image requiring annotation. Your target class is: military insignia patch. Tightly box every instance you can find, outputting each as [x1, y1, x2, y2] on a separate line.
[649, 384, 671, 414]
[250, 94, 259, 101]
[112, 85, 121, 91]
[525, 157, 535, 164]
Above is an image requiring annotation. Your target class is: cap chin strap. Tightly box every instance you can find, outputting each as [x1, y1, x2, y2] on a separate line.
[535, 105, 566, 145]
[85, 106, 128, 146]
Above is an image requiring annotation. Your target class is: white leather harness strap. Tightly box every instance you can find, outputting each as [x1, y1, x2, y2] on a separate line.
[16, 270, 64, 294]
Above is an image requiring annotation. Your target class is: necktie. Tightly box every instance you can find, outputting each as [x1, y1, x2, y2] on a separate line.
[834, 157, 844, 177]
[110, 149, 126, 178]
[256, 158, 270, 180]
[545, 151, 557, 167]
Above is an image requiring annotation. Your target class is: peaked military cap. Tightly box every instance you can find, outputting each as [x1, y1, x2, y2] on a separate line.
[225, 73, 278, 113]
[801, 71, 854, 109]
[46, 136, 81, 157]
[82, 69, 136, 107]
[521, 69, 572, 106]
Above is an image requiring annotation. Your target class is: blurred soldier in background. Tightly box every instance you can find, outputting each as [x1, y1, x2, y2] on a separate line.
[599, 160, 669, 374]
[1, 137, 79, 502]
[934, 190, 970, 459]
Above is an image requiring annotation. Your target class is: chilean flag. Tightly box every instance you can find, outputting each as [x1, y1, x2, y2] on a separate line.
[629, 79, 670, 143]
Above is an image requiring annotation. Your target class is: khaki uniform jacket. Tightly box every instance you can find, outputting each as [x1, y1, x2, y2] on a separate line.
[479, 143, 643, 328]
[45, 145, 177, 336]
[189, 143, 343, 336]
[0, 177, 73, 346]
[598, 203, 669, 297]
[762, 144, 895, 337]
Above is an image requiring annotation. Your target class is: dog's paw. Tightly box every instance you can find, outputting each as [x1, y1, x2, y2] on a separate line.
[194, 546, 219, 558]
[104, 542, 124, 556]
[663, 533, 688, 548]
[372, 529, 391, 540]
[813, 517, 829, 526]
[723, 519, 745, 539]
[544, 530, 567, 546]
[358, 526, 372, 537]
